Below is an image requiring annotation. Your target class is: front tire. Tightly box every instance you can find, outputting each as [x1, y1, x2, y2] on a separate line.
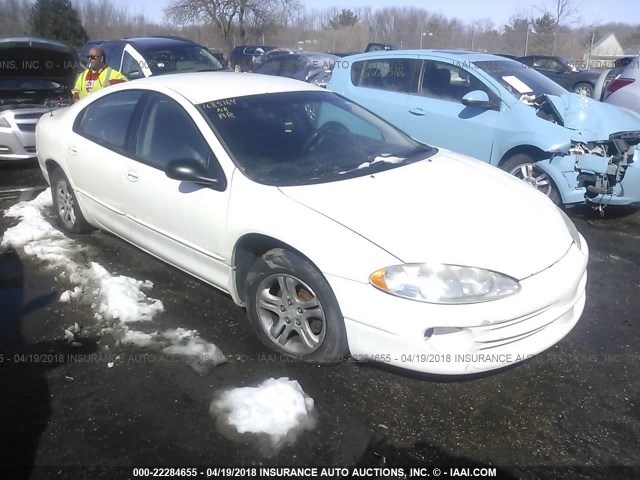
[50, 168, 92, 234]
[501, 154, 561, 205]
[246, 248, 349, 363]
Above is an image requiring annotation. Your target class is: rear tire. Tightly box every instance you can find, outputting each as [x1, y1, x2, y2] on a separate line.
[246, 248, 349, 363]
[501, 154, 561, 205]
[50, 168, 93, 234]
[573, 82, 594, 97]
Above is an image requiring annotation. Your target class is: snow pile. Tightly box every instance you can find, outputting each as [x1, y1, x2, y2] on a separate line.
[121, 327, 226, 373]
[210, 377, 316, 455]
[2, 189, 224, 371]
[1, 190, 77, 263]
[88, 262, 164, 322]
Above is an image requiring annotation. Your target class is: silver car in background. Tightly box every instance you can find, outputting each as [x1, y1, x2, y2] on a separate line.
[0, 36, 77, 161]
[598, 56, 640, 115]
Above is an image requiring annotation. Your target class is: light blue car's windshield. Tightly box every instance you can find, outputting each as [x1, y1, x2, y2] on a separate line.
[199, 91, 435, 186]
[475, 60, 568, 99]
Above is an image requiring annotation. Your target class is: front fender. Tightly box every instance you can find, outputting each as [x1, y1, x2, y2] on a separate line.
[535, 156, 586, 205]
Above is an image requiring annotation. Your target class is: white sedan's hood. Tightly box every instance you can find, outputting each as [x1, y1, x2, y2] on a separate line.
[279, 150, 573, 280]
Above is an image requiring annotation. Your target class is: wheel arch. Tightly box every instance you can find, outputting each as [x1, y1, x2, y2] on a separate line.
[498, 145, 549, 168]
[232, 233, 324, 305]
[45, 158, 63, 175]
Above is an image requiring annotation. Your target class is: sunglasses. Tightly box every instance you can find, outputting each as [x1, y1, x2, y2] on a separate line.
[87, 55, 102, 59]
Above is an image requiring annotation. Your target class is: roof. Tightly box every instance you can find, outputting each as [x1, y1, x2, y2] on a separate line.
[342, 49, 508, 63]
[112, 71, 320, 104]
[102, 36, 202, 48]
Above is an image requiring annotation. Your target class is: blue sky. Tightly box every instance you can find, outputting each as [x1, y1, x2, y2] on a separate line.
[126, 0, 638, 27]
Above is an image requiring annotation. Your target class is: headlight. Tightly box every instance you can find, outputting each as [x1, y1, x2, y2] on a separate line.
[370, 263, 520, 304]
[0, 115, 11, 128]
[557, 208, 582, 250]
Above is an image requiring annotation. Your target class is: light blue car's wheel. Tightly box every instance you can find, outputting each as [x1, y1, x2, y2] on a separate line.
[502, 154, 561, 205]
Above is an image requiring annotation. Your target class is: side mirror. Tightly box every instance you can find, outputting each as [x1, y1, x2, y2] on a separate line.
[165, 159, 220, 187]
[126, 70, 143, 80]
[461, 90, 497, 109]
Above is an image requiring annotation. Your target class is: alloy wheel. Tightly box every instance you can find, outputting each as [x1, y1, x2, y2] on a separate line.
[56, 180, 76, 229]
[255, 273, 326, 355]
[509, 163, 555, 197]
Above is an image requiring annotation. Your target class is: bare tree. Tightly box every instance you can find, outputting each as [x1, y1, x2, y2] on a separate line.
[545, 0, 581, 54]
[165, 0, 301, 54]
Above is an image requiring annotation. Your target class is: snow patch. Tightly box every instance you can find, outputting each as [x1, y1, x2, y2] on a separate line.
[210, 377, 316, 455]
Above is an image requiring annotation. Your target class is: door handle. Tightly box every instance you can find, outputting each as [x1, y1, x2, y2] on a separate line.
[408, 107, 427, 116]
[68, 145, 77, 155]
[126, 170, 139, 182]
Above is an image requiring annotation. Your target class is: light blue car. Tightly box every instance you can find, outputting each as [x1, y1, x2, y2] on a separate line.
[328, 50, 640, 208]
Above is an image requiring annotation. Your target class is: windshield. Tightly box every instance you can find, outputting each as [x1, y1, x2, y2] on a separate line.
[199, 91, 435, 186]
[141, 45, 224, 75]
[475, 59, 568, 99]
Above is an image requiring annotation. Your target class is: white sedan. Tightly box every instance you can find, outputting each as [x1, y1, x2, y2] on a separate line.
[35, 72, 588, 375]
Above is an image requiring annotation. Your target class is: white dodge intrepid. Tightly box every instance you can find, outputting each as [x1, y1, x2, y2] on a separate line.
[35, 72, 588, 374]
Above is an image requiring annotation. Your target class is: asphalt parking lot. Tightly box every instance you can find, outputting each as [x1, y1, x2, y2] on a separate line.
[1, 161, 639, 480]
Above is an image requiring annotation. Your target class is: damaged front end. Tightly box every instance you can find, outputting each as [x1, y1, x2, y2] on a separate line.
[570, 133, 640, 207]
[531, 93, 640, 208]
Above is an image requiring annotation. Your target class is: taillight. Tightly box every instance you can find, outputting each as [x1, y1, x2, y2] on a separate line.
[607, 77, 635, 94]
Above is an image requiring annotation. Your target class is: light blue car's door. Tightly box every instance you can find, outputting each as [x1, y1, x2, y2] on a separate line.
[403, 58, 501, 163]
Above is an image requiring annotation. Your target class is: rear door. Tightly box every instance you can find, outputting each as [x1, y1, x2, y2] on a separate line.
[344, 56, 419, 131]
[68, 89, 144, 236]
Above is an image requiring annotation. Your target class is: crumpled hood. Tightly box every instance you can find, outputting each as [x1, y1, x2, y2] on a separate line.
[279, 151, 574, 280]
[545, 93, 640, 140]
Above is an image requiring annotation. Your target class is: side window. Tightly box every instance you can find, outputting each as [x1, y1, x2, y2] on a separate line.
[103, 44, 124, 71]
[121, 51, 142, 79]
[74, 90, 143, 151]
[350, 59, 417, 93]
[418, 60, 492, 104]
[548, 59, 562, 71]
[135, 93, 210, 170]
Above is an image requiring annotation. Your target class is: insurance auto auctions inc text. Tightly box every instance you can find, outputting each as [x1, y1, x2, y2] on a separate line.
[219, 466, 498, 477]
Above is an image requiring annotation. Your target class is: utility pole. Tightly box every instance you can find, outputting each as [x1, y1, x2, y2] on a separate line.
[587, 29, 596, 70]
[524, 20, 530, 56]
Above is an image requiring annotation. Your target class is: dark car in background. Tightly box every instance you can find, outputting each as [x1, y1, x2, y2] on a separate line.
[253, 51, 339, 87]
[517, 55, 601, 97]
[0, 36, 78, 161]
[230, 45, 277, 72]
[364, 42, 398, 52]
[207, 48, 228, 68]
[95, 36, 225, 79]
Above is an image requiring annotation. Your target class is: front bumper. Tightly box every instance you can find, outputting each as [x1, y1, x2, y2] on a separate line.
[327, 238, 588, 375]
[0, 109, 50, 161]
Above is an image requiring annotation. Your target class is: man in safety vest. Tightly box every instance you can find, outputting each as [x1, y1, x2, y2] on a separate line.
[72, 46, 127, 102]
